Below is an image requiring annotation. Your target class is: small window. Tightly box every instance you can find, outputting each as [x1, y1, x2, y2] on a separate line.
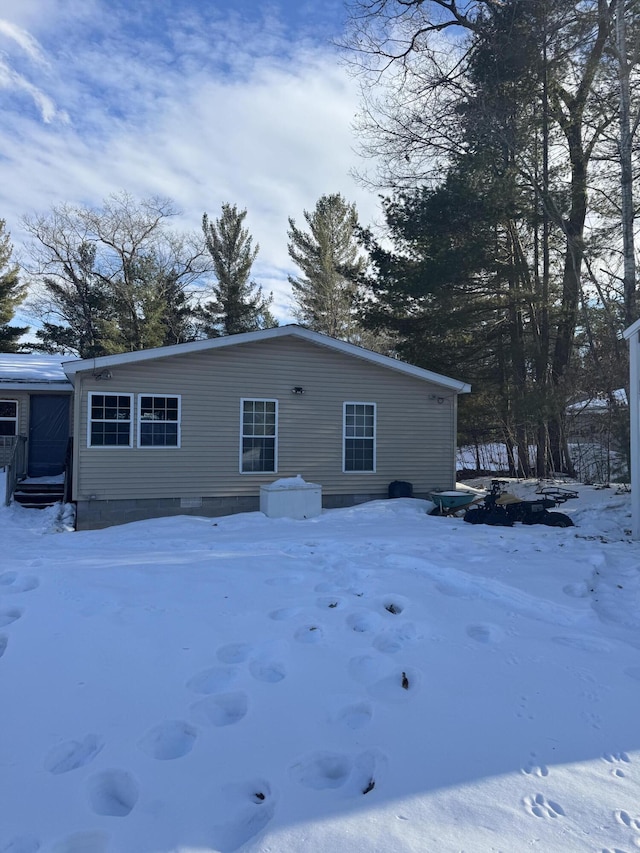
[88, 393, 133, 447]
[138, 395, 181, 448]
[0, 400, 18, 436]
[344, 402, 376, 472]
[241, 399, 277, 472]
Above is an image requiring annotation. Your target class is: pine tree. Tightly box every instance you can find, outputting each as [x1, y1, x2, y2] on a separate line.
[287, 194, 366, 341]
[199, 204, 276, 337]
[0, 220, 28, 352]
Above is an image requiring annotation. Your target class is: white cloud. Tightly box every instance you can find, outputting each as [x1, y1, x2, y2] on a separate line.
[0, 1, 381, 324]
[0, 18, 49, 65]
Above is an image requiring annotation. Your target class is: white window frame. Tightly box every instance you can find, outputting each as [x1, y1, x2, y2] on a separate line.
[87, 392, 133, 448]
[0, 399, 18, 436]
[137, 394, 181, 449]
[343, 402, 377, 473]
[239, 398, 278, 474]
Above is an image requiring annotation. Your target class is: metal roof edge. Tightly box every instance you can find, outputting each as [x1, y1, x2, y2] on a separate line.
[0, 381, 73, 391]
[62, 325, 471, 392]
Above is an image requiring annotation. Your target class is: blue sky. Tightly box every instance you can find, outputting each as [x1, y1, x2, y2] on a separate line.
[0, 0, 377, 323]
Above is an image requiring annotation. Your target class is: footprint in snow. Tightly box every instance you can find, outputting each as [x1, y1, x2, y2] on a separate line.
[191, 692, 248, 727]
[524, 793, 565, 819]
[348, 654, 386, 685]
[603, 752, 631, 779]
[248, 659, 286, 683]
[216, 643, 252, 664]
[373, 622, 418, 654]
[268, 607, 303, 621]
[0, 635, 7, 659]
[316, 596, 344, 610]
[522, 760, 549, 778]
[330, 700, 373, 731]
[138, 720, 197, 760]
[367, 667, 419, 703]
[373, 595, 407, 616]
[0, 572, 39, 594]
[186, 665, 239, 694]
[0, 608, 22, 628]
[466, 623, 505, 644]
[44, 734, 104, 774]
[209, 779, 277, 853]
[347, 749, 388, 797]
[289, 749, 387, 796]
[290, 750, 352, 790]
[293, 624, 324, 644]
[87, 769, 139, 817]
[346, 611, 382, 634]
[615, 810, 640, 830]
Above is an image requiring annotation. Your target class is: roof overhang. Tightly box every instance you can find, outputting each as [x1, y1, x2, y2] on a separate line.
[0, 381, 73, 392]
[62, 325, 472, 393]
[623, 318, 640, 339]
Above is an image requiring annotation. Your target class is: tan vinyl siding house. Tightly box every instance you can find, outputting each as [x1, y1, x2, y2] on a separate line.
[0, 356, 73, 476]
[62, 326, 470, 529]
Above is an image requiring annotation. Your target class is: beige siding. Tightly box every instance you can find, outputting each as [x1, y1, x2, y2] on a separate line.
[74, 337, 458, 501]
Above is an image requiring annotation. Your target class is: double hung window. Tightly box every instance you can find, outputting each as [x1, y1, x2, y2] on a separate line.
[88, 393, 133, 447]
[138, 395, 180, 447]
[343, 402, 376, 472]
[241, 399, 277, 472]
[0, 400, 18, 436]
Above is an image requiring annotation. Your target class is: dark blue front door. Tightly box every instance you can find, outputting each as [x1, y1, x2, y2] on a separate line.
[28, 395, 70, 478]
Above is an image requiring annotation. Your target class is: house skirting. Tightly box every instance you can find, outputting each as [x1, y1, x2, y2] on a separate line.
[74, 491, 420, 530]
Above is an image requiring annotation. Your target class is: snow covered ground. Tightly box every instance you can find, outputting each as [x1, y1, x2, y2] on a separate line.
[1, 478, 640, 853]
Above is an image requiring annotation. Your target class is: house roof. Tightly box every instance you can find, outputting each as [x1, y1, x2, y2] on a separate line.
[61, 325, 472, 393]
[623, 318, 640, 340]
[0, 354, 73, 391]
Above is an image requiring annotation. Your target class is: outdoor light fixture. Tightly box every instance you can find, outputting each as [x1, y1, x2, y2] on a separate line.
[291, 386, 305, 395]
[93, 369, 112, 381]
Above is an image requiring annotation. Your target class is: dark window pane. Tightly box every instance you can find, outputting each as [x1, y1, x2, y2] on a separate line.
[345, 439, 374, 472]
[242, 438, 275, 472]
[0, 421, 16, 436]
[140, 421, 178, 447]
[0, 401, 17, 418]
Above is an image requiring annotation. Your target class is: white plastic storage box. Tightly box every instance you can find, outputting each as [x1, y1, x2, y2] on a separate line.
[260, 476, 322, 519]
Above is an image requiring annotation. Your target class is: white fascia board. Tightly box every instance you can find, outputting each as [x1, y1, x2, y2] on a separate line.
[623, 318, 640, 339]
[0, 381, 73, 391]
[62, 325, 472, 393]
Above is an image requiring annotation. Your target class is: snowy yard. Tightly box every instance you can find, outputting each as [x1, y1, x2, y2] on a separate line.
[1, 479, 640, 853]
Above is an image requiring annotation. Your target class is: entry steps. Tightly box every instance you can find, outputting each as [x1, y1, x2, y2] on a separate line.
[13, 481, 65, 509]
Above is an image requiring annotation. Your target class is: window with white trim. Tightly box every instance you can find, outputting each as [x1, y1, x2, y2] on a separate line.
[138, 395, 181, 447]
[88, 393, 133, 447]
[343, 402, 376, 472]
[241, 399, 277, 472]
[0, 400, 18, 436]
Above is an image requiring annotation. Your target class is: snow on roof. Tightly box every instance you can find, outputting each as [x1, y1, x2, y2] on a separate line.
[566, 389, 628, 413]
[0, 354, 73, 387]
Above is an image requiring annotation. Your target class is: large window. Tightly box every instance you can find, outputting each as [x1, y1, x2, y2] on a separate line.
[88, 393, 133, 447]
[241, 399, 277, 472]
[0, 400, 18, 436]
[344, 402, 376, 472]
[138, 395, 180, 447]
